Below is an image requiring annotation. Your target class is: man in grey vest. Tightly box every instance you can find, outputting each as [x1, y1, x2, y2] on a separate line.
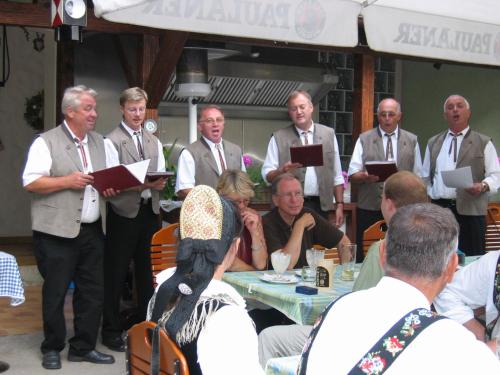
[22, 85, 118, 369]
[262, 90, 345, 226]
[175, 105, 244, 198]
[102, 87, 167, 352]
[348, 98, 421, 261]
[422, 94, 500, 256]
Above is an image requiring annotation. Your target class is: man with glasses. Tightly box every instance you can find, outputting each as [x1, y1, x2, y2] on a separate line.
[102, 87, 167, 352]
[348, 98, 421, 261]
[262, 90, 345, 226]
[176, 105, 245, 198]
[422, 94, 500, 256]
[262, 173, 350, 270]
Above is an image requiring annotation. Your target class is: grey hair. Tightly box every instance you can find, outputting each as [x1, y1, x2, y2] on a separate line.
[384, 203, 458, 280]
[443, 95, 470, 111]
[377, 98, 401, 114]
[271, 173, 300, 196]
[287, 90, 313, 107]
[61, 85, 97, 115]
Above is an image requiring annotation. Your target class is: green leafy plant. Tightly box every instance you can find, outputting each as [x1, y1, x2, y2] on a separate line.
[162, 139, 178, 200]
[243, 154, 265, 188]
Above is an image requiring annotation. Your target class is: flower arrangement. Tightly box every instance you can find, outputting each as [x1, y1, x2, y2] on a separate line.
[243, 154, 265, 188]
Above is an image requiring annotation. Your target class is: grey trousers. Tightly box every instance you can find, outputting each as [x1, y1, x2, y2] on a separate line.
[258, 324, 312, 369]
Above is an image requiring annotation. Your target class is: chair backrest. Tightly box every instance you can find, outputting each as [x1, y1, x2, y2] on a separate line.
[486, 203, 500, 252]
[127, 321, 189, 375]
[151, 223, 180, 287]
[362, 220, 387, 256]
[312, 245, 340, 264]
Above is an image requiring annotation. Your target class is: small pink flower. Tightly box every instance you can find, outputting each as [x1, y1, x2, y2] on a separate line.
[342, 171, 349, 189]
[243, 154, 253, 168]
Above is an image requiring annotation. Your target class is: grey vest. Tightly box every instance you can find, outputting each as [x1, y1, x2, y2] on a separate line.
[358, 128, 418, 210]
[184, 138, 243, 189]
[31, 125, 107, 238]
[106, 124, 161, 218]
[428, 129, 490, 215]
[273, 124, 337, 211]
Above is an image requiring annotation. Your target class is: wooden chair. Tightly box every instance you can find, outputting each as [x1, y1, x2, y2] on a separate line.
[485, 203, 500, 252]
[151, 223, 180, 287]
[312, 245, 340, 264]
[362, 220, 387, 257]
[127, 321, 189, 375]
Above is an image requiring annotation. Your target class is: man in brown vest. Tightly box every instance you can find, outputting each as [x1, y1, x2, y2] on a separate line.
[102, 87, 167, 352]
[22, 85, 117, 369]
[422, 94, 500, 256]
[175, 105, 244, 198]
[262, 90, 345, 226]
[348, 98, 421, 261]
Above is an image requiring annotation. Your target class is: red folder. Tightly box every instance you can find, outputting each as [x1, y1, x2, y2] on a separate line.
[290, 144, 324, 167]
[90, 165, 143, 193]
[364, 161, 398, 182]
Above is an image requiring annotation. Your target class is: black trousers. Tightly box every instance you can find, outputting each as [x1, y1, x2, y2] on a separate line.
[355, 208, 384, 262]
[33, 222, 104, 355]
[432, 199, 486, 256]
[102, 201, 159, 340]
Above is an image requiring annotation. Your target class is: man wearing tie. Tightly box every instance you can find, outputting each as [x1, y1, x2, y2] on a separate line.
[422, 94, 500, 256]
[348, 98, 421, 261]
[175, 105, 245, 198]
[102, 87, 167, 352]
[262, 90, 345, 226]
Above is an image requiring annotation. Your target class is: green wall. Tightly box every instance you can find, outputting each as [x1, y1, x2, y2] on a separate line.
[401, 60, 500, 200]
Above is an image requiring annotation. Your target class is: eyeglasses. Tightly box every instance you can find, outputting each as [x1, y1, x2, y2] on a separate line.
[276, 191, 304, 199]
[378, 111, 397, 118]
[201, 117, 224, 125]
[126, 107, 146, 114]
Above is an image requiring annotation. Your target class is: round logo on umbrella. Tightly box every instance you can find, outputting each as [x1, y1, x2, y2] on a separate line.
[295, 0, 326, 41]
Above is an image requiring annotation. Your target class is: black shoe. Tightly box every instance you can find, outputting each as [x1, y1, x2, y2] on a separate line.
[68, 350, 115, 364]
[102, 336, 126, 352]
[42, 351, 61, 370]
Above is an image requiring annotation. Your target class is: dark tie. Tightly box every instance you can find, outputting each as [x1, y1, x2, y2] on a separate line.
[448, 132, 462, 163]
[301, 131, 309, 145]
[215, 143, 226, 172]
[385, 133, 394, 161]
[74, 138, 88, 170]
[133, 131, 144, 160]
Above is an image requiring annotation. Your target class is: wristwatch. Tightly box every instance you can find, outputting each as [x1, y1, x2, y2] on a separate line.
[481, 181, 489, 193]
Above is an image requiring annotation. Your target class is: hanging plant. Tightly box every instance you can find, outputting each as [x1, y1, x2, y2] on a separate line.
[24, 90, 44, 131]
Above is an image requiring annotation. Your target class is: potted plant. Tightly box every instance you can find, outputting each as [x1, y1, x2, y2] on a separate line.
[160, 139, 182, 223]
[243, 154, 271, 203]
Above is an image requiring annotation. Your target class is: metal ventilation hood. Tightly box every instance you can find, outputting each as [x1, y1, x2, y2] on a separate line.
[159, 54, 338, 120]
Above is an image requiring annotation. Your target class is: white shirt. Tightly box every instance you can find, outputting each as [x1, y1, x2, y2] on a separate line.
[120, 122, 166, 199]
[421, 127, 500, 199]
[434, 251, 500, 331]
[305, 277, 500, 374]
[261, 123, 344, 198]
[348, 126, 422, 177]
[22, 122, 119, 223]
[152, 268, 263, 375]
[175, 136, 246, 193]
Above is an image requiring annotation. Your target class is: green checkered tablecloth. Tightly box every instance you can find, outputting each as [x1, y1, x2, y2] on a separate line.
[265, 355, 300, 375]
[222, 267, 357, 325]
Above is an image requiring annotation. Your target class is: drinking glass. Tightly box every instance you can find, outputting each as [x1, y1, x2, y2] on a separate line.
[340, 244, 357, 281]
[306, 249, 324, 278]
[271, 251, 291, 279]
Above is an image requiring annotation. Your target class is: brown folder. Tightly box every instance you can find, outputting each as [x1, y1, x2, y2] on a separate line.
[90, 165, 143, 193]
[290, 144, 324, 167]
[364, 161, 398, 182]
[146, 171, 175, 182]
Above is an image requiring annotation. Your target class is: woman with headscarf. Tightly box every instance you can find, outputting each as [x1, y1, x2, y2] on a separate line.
[147, 185, 263, 375]
[217, 170, 267, 271]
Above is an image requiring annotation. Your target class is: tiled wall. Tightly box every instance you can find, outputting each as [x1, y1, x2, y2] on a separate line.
[318, 52, 396, 171]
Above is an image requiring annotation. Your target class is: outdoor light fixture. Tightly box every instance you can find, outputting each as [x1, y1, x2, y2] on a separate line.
[51, 0, 87, 42]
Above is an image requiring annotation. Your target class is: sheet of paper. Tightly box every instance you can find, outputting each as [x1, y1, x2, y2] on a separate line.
[441, 166, 474, 189]
[125, 159, 150, 183]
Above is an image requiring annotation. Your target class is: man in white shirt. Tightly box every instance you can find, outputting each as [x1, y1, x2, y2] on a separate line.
[175, 105, 245, 198]
[349, 98, 421, 261]
[102, 87, 167, 352]
[22, 85, 118, 369]
[262, 90, 345, 226]
[299, 203, 500, 374]
[434, 250, 500, 353]
[422, 94, 500, 255]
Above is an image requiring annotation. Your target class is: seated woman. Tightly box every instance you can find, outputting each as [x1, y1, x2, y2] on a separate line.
[147, 185, 263, 375]
[216, 170, 267, 271]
